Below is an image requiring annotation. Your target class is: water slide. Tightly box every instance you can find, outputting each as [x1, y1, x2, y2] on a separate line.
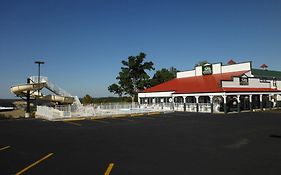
[10, 76, 79, 105]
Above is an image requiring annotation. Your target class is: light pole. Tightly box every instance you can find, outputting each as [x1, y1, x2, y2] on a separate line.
[34, 61, 45, 84]
[34, 61, 44, 110]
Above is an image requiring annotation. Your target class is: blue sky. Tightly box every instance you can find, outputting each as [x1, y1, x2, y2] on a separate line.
[1, 0, 281, 98]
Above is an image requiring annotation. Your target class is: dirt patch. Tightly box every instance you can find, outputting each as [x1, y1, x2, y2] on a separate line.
[0, 110, 25, 119]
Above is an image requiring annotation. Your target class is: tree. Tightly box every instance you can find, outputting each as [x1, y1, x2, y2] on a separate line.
[108, 52, 155, 101]
[150, 68, 177, 87]
[196, 60, 210, 67]
[82, 94, 93, 105]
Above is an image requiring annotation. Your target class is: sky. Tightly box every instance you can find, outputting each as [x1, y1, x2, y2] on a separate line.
[1, 0, 281, 99]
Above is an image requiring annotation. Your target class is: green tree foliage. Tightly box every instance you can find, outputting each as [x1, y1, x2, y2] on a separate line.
[108, 52, 155, 101]
[82, 94, 94, 105]
[196, 60, 210, 67]
[93, 97, 132, 104]
[150, 67, 177, 87]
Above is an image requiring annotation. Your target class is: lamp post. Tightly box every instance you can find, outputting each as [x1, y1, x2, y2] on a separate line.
[34, 61, 44, 111]
[34, 61, 45, 84]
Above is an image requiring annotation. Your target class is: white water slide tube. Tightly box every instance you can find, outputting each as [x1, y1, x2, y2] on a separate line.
[10, 83, 46, 96]
[10, 82, 75, 104]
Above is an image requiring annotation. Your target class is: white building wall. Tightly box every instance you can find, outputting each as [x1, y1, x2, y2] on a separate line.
[277, 80, 281, 101]
[177, 70, 195, 78]
[222, 62, 251, 73]
[176, 61, 252, 78]
[222, 77, 271, 88]
[276, 80, 281, 90]
[195, 66, 202, 76]
[138, 91, 174, 98]
[212, 63, 222, 74]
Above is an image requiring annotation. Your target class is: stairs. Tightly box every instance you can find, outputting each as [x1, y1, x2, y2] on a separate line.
[29, 76, 82, 106]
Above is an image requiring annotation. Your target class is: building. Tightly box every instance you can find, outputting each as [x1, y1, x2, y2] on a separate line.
[138, 61, 281, 114]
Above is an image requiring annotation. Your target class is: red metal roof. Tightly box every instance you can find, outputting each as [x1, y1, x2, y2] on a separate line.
[260, 64, 268, 68]
[142, 71, 279, 94]
[227, 59, 236, 65]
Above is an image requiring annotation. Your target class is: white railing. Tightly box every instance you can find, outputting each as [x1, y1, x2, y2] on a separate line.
[139, 102, 211, 113]
[30, 76, 48, 83]
[174, 103, 184, 111]
[35, 102, 214, 121]
[35, 102, 174, 120]
[198, 103, 212, 113]
[30, 75, 82, 106]
[36, 106, 71, 120]
[186, 103, 197, 112]
[46, 80, 72, 97]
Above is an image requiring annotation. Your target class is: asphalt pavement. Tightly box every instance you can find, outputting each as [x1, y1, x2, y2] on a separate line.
[1, 111, 281, 175]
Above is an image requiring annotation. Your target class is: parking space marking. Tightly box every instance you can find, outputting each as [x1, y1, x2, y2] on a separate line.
[148, 112, 161, 116]
[63, 118, 85, 122]
[63, 121, 82, 126]
[0, 145, 10, 151]
[15, 152, 54, 175]
[131, 113, 144, 117]
[104, 163, 114, 175]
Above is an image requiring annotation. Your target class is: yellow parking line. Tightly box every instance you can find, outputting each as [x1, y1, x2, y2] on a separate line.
[63, 121, 82, 126]
[15, 153, 54, 175]
[131, 113, 144, 117]
[112, 114, 128, 118]
[63, 118, 85, 122]
[148, 112, 161, 115]
[0, 145, 10, 151]
[104, 163, 114, 175]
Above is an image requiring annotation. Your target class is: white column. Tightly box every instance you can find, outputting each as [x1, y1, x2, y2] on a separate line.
[237, 95, 240, 113]
[260, 94, 263, 110]
[209, 95, 213, 113]
[223, 95, 227, 114]
[171, 96, 175, 110]
[152, 98, 155, 104]
[195, 96, 199, 112]
[183, 96, 186, 112]
[249, 94, 253, 111]
[183, 96, 186, 103]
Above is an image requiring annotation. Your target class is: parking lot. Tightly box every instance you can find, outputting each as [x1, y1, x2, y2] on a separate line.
[1, 111, 281, 175]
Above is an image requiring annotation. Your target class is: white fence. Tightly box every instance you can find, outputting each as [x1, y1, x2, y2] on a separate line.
[198, 103, 212, 113]
[35, 102, 213, 120]
[35, 102, 173, 120]
[186, 103, 197, 112]
[36, 106, 71, 120]
[173, 103, 211, 112]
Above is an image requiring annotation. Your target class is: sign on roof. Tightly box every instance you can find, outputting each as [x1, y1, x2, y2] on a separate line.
[239, 74, 249, 85]
[202, 64, 213, 75]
